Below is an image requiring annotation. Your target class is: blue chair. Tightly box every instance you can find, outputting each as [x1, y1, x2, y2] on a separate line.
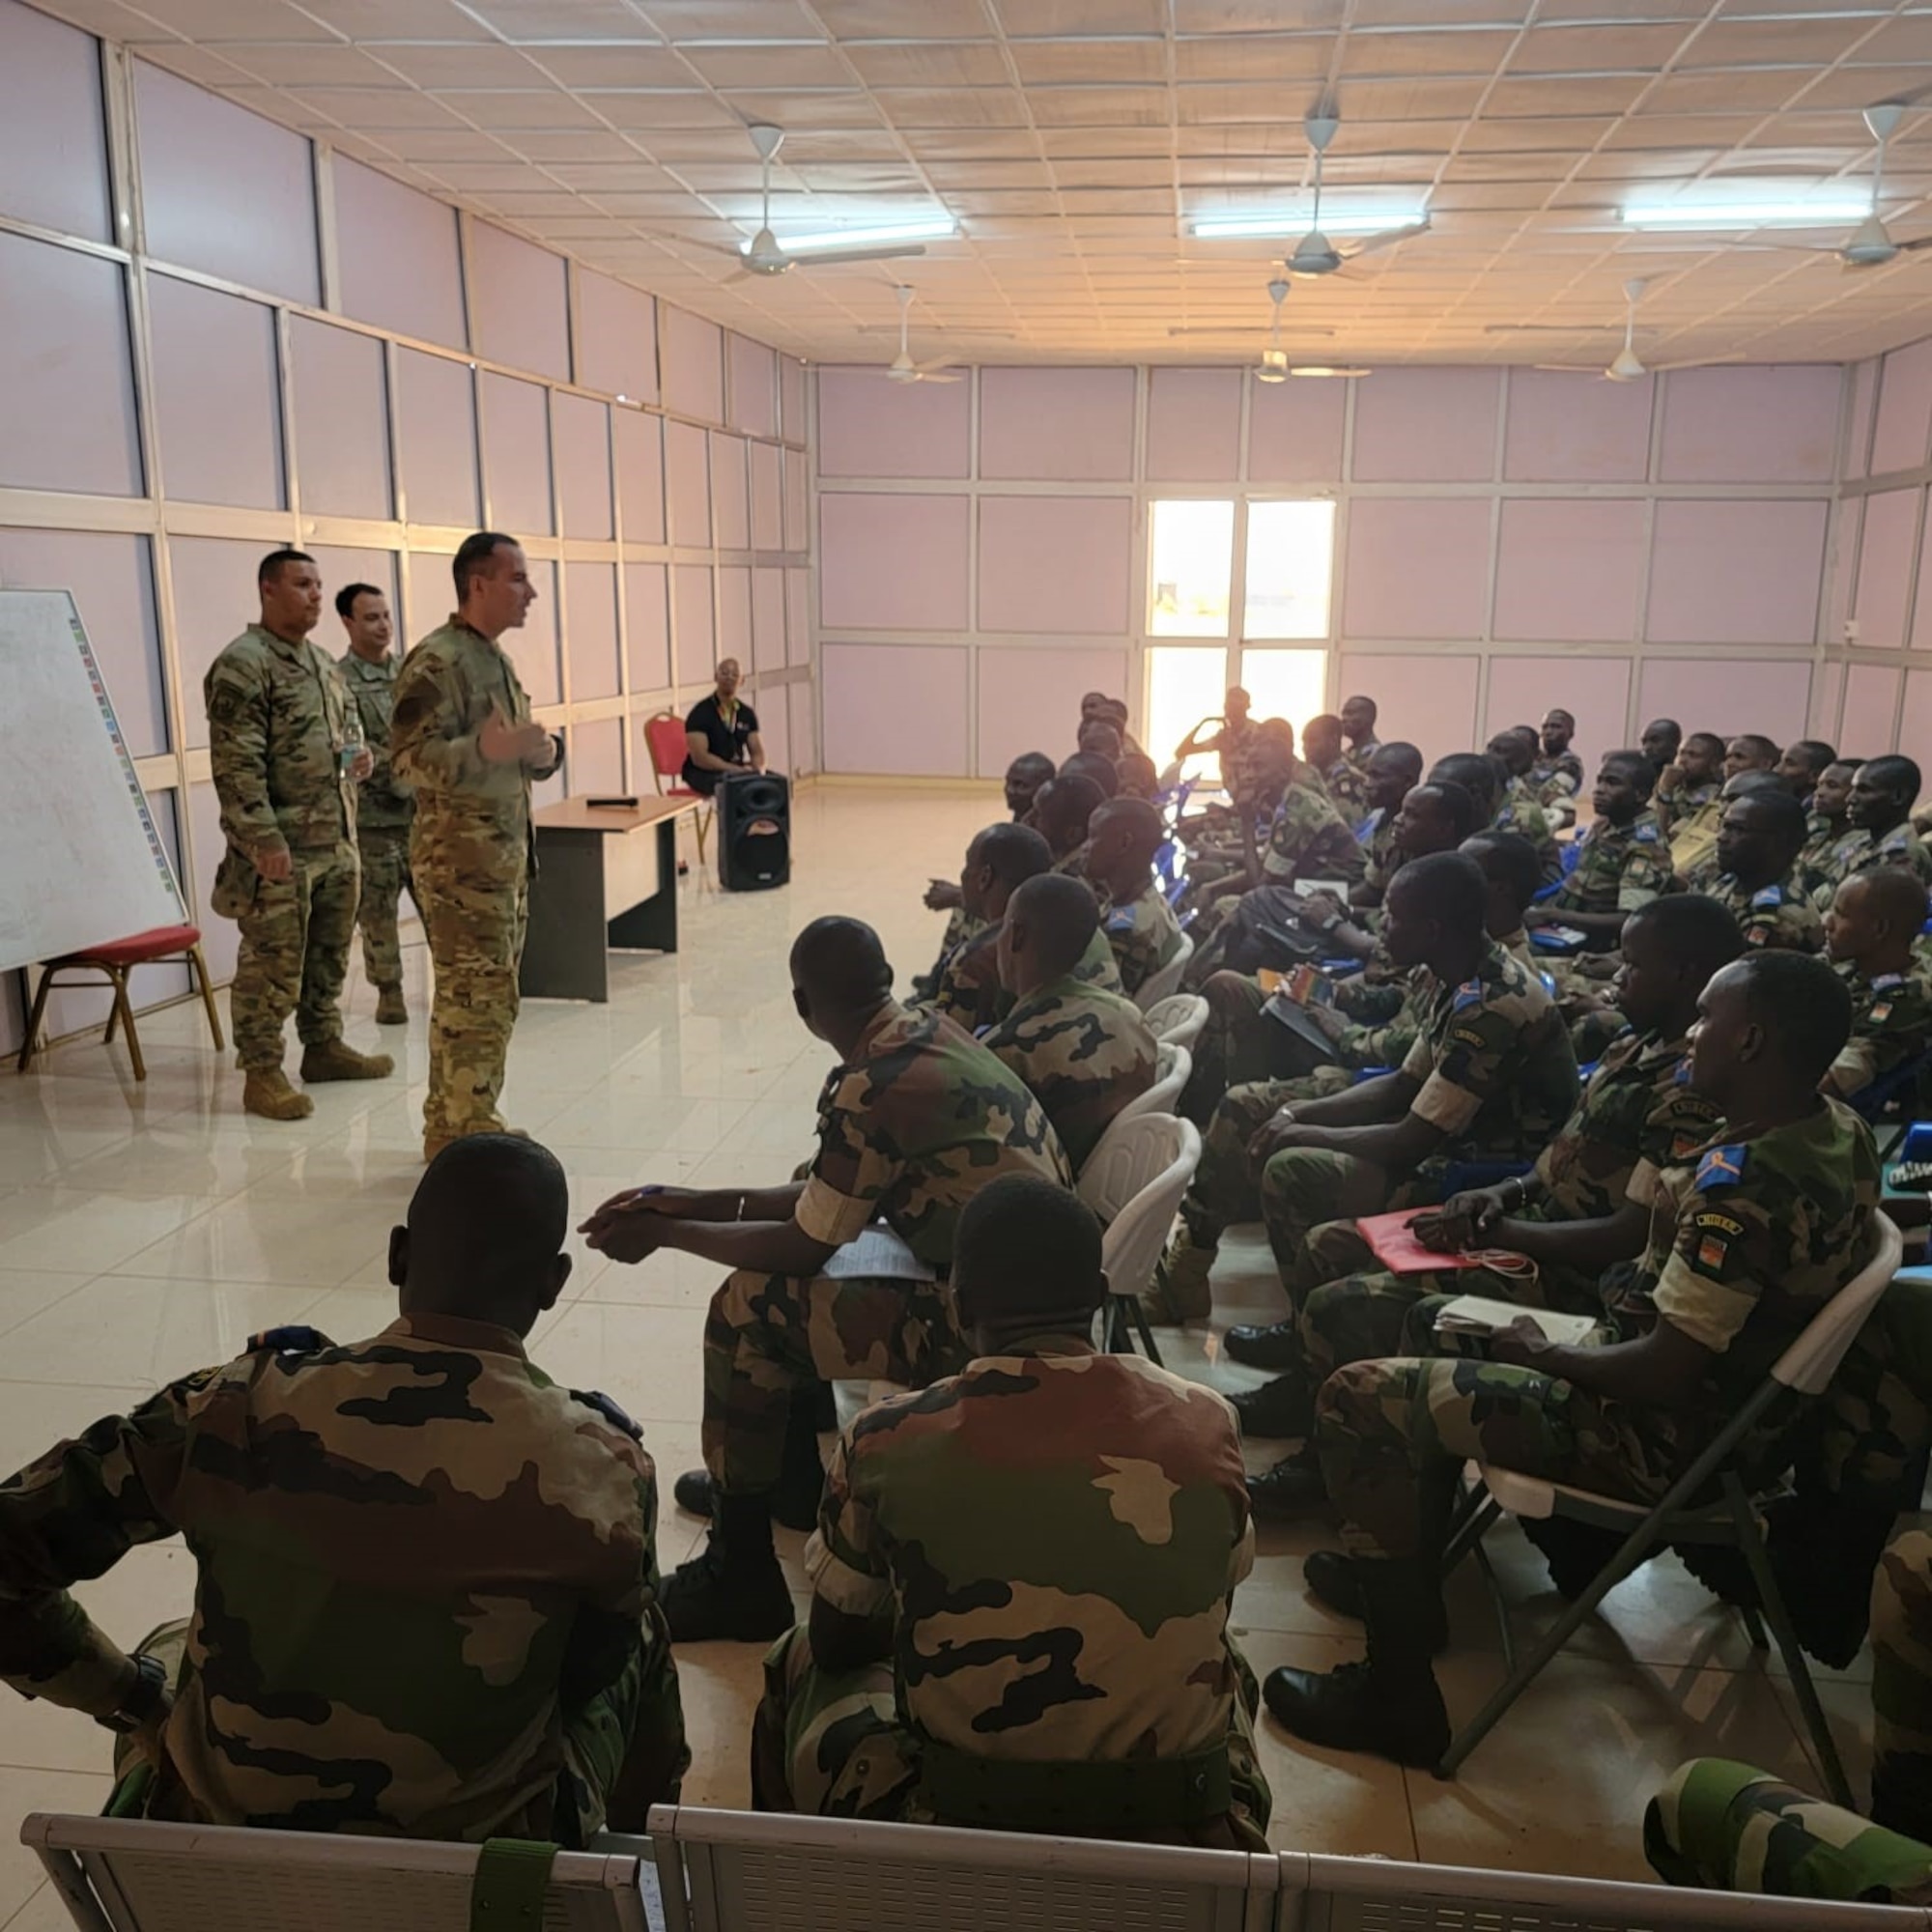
[1530, 927, 1586, 955]
[1321, 956, 1365, 979]
[1855, 1053, 1932, 1125]
[1538, 970, 1557, 997]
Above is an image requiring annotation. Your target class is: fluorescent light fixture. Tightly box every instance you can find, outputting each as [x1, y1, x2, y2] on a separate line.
[1192, 208, 1427, 240]
[756, 216, 957, 253]
[1621, 196, 1870, 230]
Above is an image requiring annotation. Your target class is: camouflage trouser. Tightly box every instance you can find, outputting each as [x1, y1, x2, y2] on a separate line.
[1874, 1529, 1932, 1836]
[1816, 1275, 1932, 1509]
[1257, 1152, 1417, 1305]
[111, 1616, 688, 1846]
[1645, 1759, 1932, 1906]
[228, 840, 358, 1071]
[1317, 1354, 1665, 1565]
[704, 1268, 967, 1494]
[417, 864, 527, 1137]
[1180, 973, 1321, 1126]
[353, 822, 415, 993]
[752, 1623, 1273, 1849]
[1179, 1068, 1353, 1245]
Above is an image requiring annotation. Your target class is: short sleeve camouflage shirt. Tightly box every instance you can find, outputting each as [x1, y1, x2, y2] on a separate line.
[1099, 879, 1186, 997]
[1549, 810, 1672, 918]
[1262, 777, 1367, 888]
[1707, 870, 1825, 952]
[1397, 941, 1579, 1156]
[1828, 962, 1932, 1098]
[795, 1004, 1071, 1266]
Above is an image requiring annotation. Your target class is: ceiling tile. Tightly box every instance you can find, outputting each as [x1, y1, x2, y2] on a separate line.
[1009, 40, 1167, 85]
[715, 90, 886, 128]
[530, 46, 696, 86]
[1029, 85, 1171, 127]
[812, 0, 988, 35]
[841, 43, 1012, 87]
[581, 91, 743, 129]
[437, 88, 608, 128]
[293, 85, 469, 125]
[465, 0, 664, 40]
[376, 44, 549, 87]
[500, 128, 642, 159]
[639, 0, 826, 40]
[991, 0, 1171, 32]
[874, 86, 1032, 128]
[1172, 0, 1347, 29]
[678, 44, 852, 87]
[303, 0, 498, 34]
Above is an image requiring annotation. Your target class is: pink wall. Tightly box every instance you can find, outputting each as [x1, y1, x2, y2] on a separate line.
[978, 497, 1130, 635]
[1841, 664, 1904, 755]
[1483, 656, 1634, 788]
[817, 367, 970, 478]
[819, 494, 969, 631]
[1645, 500, 1828, 646]
[1492, 498, 1645, 644]
[1338, 653, 1479, 771]
[1872, 337, 1932, 477]
[822, 643, 969, 776]
[1658, 365, 1839, 483]
[1854, 488, 1919, 648]
[1146, 369, 1241, 481]
[1502, 372, 1650, 482]
[1342, 497, 1492, 640]
[980, 366, 1134, 480]
[1636, 658, 1813, 749]
[978, 647, 1129, 779]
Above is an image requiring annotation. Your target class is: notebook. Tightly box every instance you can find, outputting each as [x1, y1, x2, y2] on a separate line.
[1434, 1295, 1603, 1347]
[1356, 1207, 1492, 1275]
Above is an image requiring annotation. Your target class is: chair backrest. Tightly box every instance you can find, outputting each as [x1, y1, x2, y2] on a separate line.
[20, 1813, 655, 1932]
[641, 712, 689, 788]
[1134, 931, 1195, 1010]
[1096, 1119, 1201, 1304]
[1119, 1041, 1190, 1122]
[646, 1805, 1268, 1932]
[1077, 1109, 1197, 1223]
[1144, 993, 1208, 1050]
[1773, 1209, 1903, 1396]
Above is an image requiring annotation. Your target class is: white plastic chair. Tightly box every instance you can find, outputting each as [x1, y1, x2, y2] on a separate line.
[1143, 992, 1208, 1051]
[1437, 1211, 1905, 1804]
[1077, 1111, 1202, 1366]
[1133, 931, 1195, 1010]
[20, 1812, 659, 1931]
[1120, 1040, 1190, 1121]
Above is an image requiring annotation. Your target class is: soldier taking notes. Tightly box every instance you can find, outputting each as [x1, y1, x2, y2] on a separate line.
[204, 548, 392, 1121]
[391, 531, 560, 1163]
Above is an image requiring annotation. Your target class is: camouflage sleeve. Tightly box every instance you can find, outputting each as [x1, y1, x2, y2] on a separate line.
[1406, 995, 1527, 1134]
[803, 1424, 894, 1619]
[0, 1383, 195, 1717]
[390, 653, 507, 798]
[1829, 990, 1932, 1098]
[796, 1088, 902, 1250]
[1651, 1179, 1775, 1354]
[205, 657, 284, 857]
[557, 1451, 654, 1716]
[348, 680, 409, 798]
[1618, 840, 1672, 912]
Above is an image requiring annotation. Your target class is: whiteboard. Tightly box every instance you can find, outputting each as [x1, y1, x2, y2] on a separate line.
[0, 588, 185, 974]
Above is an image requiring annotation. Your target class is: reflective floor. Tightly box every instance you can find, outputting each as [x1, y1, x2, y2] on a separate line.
[0, 784, 1870, 1924]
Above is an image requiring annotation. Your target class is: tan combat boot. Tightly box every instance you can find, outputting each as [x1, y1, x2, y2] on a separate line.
[300, 1039, 395, 1082]
[243, 1068, 315, 1121]
[1140, 1222, 1216, 1324]
[375, 987, 409, 1026]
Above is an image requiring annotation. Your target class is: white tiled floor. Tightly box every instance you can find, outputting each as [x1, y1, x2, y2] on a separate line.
[0, 784, 1870, 1920]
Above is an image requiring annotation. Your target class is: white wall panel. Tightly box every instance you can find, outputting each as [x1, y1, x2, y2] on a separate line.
[148, 277, 285, 510]
[291, 317, 391, 521]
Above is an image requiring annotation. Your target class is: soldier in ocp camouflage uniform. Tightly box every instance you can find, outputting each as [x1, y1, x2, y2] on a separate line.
[984, 873, 1157, 1172]
[0, 1136, 686, 1843]
[334, 581, 415, 1026]
[204, 548, 392, 1122]
[1261, 951, 1878, 1768]
[751, 1175, 1271, 1849]
[1646, 1532, 1932, 1901]
[581, 918, 1069, 1645]
[390, 533, 560, 1160]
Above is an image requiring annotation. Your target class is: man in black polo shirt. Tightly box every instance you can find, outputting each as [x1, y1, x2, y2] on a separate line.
[682, 657, 765, 795]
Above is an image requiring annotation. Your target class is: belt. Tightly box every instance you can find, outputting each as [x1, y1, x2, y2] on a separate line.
[918, 1740, 1232, 1833]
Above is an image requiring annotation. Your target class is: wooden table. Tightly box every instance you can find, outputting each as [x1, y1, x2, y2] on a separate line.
[519, 794, 698, 1003]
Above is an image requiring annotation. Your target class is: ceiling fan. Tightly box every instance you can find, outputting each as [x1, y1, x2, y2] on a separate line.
[1486, 277, 1742, 381]
[1284, 108, 1431, 276]
[713, 125, 935, 276]
[1166, 276, 1335, 348]
[1786, 102, 1932, 268]
[872, 284, 961, 384]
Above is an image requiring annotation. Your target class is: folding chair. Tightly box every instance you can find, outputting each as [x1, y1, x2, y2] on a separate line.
[1144, 992, 1208, 1052]
[1120, 1040, 1190, 1121]
[1435, 1212, 1905, 1804]
[641, 711, 713, 862]
[1077, 1112, 1202, 1367]
[16, 923, 224, 1081]
[1134, 931, 1195, 1010]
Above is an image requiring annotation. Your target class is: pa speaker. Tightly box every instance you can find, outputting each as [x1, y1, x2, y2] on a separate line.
[717, 770, 790, 892]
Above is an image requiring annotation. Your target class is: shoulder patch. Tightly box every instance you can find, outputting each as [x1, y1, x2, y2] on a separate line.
[1105, 909, 1135, 934]
[1672, 1058, 1693, 1087]
[1695, 1145, 1747, 1191]
[571, 1388, 643, 1441]
[1750, 885, 1785, 910]
[245, 1323, 333, 1356]
[1451, 978, 1485, 1011]
[1694, 1210, 1746, 1238]
[1872, 1003, 1893, 1024]
[1632, 823, 1659, 843]
[1873, 972, 1907, 993]
[1449, 1025, 1487, 1048]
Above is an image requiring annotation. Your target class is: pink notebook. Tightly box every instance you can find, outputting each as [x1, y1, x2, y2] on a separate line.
[1356, 1207, 1490, 1276]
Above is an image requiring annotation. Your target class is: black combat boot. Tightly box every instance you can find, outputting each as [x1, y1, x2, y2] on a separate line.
[1224, 1320, 1302, 1370]
[1228, 1374, 1313, 1441]
[1247, 1446, 1329, 1520]
[673, 1397, 825, 1532]
[1303, 1548, 1448, 1654]
[1263, 1559, 1451, 1767]
[661, 1494, 796, 1644]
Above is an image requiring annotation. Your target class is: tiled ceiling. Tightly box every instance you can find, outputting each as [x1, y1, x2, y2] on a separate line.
[39, 0, 1932, 366]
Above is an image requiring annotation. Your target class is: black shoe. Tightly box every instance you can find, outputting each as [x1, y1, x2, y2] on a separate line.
[661, 1540, 796, 1644]
[1261, 1660, 1449, 1767]
[1304, 1549, 1449, 1654]
[1224, 1320, 1301, 1371]
[1248, 1457, 1329, 1520]
[672, 1464, 821, 1534]
[1228, 1375, 1313, 1440]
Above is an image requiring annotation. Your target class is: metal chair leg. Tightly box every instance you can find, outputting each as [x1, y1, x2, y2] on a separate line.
[110, 970, 146, 1080]
[1436, 1507, 1670, 1779]
[1723, 1469, 1854, 1808]
[1738, 1601, 1770, 1651]
[189, 944, 225, 1052]
[1126, 1293, 1163, 1366]
[101, 972, 121, 1044]
[17, 966, 55, 1073]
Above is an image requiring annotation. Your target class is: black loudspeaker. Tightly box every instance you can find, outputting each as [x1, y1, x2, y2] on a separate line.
[717, 770, 790, 891]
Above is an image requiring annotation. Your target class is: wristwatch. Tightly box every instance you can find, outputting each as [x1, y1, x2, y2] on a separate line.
[99, 1653, 168, 1735]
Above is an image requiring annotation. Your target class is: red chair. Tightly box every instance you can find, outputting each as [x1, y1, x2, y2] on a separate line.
[16, 923, 224, 1081]
[642, 710, 713, 862]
